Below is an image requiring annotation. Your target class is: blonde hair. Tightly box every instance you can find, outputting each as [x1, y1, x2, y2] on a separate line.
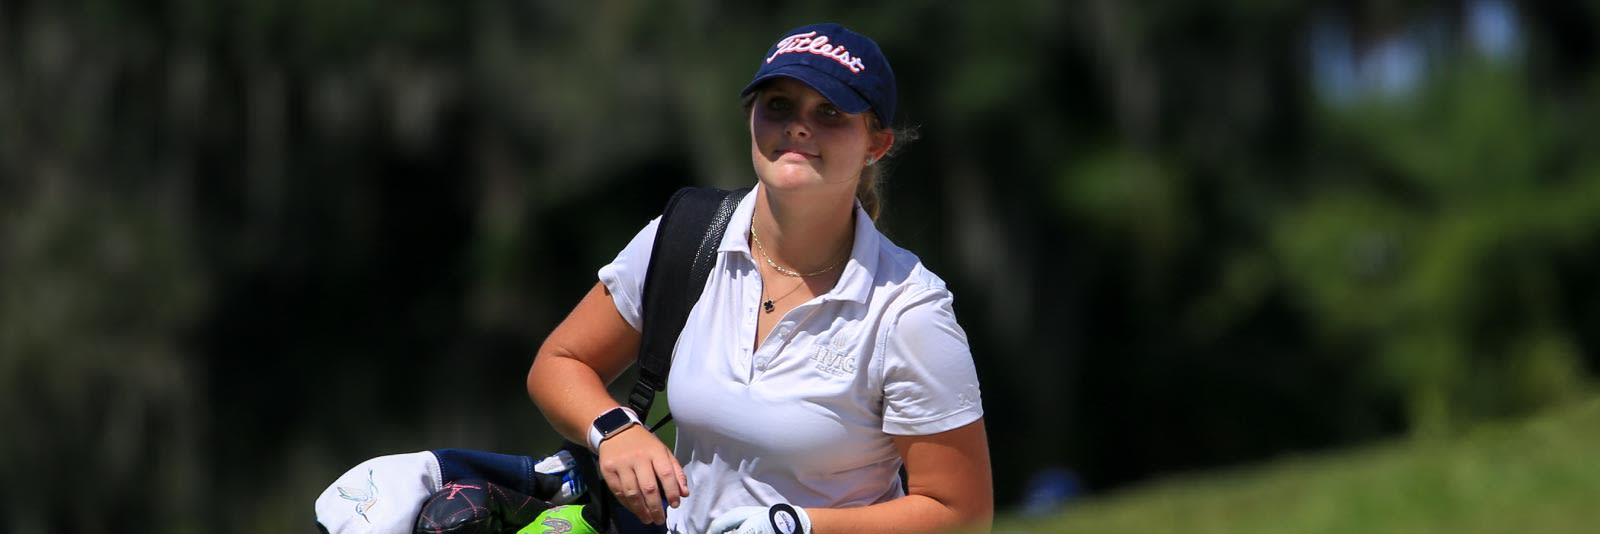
[856, 163, 883, 221]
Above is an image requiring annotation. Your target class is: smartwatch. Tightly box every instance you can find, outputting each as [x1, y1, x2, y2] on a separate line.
[587, 406, 641, 452]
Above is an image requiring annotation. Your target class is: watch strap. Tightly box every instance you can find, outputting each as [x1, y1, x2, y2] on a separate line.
[586, 407, 640, 453]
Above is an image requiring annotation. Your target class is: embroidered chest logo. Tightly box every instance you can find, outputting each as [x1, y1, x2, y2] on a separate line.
[766, 31, 867, 74]
[809, 342, 857, 376]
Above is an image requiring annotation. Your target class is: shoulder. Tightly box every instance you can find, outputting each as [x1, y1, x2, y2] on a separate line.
[870, 232, 955, 314]
[856, 232, 967, 363]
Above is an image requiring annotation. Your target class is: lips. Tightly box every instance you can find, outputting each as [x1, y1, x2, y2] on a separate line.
[776, 148, 819, 160]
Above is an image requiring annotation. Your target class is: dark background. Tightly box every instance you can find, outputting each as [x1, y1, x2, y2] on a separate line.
[4, 1, 1599, 531]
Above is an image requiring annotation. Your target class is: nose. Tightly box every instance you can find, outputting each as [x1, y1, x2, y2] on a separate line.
[784, 119, 811, 139]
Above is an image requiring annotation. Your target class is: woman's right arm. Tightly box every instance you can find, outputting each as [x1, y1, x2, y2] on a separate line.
[526, 281, 688, 525]
[527, 281, 641, 441]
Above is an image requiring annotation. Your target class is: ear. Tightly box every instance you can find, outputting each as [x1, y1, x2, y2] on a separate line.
[867, 128, 895, 161]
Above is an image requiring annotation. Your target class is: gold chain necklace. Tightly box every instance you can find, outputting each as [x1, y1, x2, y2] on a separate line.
[749, 219, 851, 313]
[749, 224, 849, 278]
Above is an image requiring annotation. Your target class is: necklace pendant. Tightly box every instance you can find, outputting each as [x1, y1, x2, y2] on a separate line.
[763, 300, 775, 313]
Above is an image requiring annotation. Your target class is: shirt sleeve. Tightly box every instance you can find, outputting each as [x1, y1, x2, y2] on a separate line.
[597, 216, 661, 332]
[880, 286, 985, 436]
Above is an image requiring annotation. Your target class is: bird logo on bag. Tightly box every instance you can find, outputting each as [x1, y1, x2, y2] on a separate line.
[336, 468, 380, 523]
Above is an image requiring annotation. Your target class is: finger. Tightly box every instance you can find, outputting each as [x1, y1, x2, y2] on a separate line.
[612, 473, 651, 524]
[673, 455, 690, 499]
[707, 506, 762, 533]
[632, 464, 664, 524]
[602, 458, 648, 522]
[599, 460, 624, 502]
[705, 512, 740, 533]
[653, 454, 683, 507]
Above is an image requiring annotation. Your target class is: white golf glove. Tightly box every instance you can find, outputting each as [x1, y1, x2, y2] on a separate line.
[707, 503, 812, 534]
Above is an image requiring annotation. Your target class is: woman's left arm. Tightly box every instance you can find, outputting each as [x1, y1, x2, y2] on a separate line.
[806, 418, 993, 533]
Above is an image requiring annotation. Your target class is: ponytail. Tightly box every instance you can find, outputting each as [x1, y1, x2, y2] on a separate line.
[856, 165, 883, 221]
[858, 113, 918, 222]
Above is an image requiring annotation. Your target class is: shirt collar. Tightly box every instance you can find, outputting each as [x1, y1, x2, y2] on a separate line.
[717, 186, 759, 256]
[821, 200, 880, 305]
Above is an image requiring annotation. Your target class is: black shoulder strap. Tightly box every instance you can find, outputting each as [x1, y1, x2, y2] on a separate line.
[627, 186, 750, 423]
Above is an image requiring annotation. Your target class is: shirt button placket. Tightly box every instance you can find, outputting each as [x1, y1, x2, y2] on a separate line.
[755, 323, 793, 374]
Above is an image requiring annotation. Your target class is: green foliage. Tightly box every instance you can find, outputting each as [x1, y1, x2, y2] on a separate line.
[3, 1, 1598, 531]
[1271, 187, 1414, 335]
[1271, 64, 1600, 433]
[0, 182, 206, 530]
[1058, 148, 1190, 267]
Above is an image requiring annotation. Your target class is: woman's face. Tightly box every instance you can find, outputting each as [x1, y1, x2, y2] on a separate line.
[749, 78, 891, 193]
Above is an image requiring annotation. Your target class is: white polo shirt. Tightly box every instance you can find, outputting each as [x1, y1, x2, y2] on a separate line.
[598, 186, 983, 534]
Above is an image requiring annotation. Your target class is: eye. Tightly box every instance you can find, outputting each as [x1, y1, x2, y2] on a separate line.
[815, 103, 851, 126]
[765, 96, 793, 112]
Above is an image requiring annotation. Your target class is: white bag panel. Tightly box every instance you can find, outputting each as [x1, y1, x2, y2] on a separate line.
[314, 451, 441, 533]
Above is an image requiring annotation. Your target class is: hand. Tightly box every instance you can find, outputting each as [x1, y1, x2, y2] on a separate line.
[707, 504, 812, 534]
[596, 425, 688, 525]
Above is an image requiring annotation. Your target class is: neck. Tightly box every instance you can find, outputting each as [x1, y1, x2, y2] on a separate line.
[750, 184, 857, 274]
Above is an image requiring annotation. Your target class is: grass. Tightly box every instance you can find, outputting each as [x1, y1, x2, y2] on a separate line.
[996, 397, 1600, 534]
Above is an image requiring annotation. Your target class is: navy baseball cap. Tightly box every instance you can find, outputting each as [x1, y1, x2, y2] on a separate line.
[741, 23, 898, 126]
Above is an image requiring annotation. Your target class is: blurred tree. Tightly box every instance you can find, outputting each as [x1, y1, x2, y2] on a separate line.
[3, 1, 1598, 531]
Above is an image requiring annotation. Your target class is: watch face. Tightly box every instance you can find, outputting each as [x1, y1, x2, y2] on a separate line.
[595, 408, 635, 435]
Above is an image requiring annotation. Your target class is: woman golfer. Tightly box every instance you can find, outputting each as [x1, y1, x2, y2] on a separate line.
[527, 22, 992, 534]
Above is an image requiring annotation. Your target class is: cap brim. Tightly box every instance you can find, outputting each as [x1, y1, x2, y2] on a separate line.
[740, 63, 872, 115]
